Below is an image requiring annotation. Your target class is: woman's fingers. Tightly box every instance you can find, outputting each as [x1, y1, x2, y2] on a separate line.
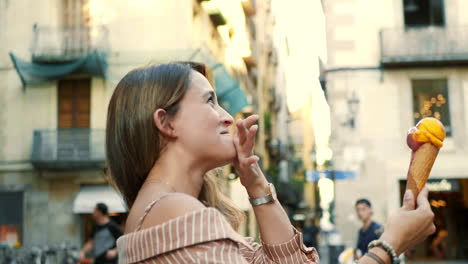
[234, 129, 258, 168]
[236, 120, 248, 144]
[233, 136, 257, 166]
[401, 189, 415, 211]
[236, 115, 258, 150]
[244, 124, 258, 152]
[238, 155, 259, 169]
[236, 115, 258, 141]
[237, 124, 257, 156]
[233, 134, 243, 152]
[233, 114, 259, 172]
[243, 114, 259, 129]
[415, 186, 436, 236]
[416, 186, 431, 210]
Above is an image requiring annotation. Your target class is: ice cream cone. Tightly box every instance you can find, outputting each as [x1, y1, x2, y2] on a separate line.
[406, 143, 439, 197]
[405, 117, 445, 197]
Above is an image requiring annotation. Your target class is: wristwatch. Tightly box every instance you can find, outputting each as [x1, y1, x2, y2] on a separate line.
[249, 183, 277, 206]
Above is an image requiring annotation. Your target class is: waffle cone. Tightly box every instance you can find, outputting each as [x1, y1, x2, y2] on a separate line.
[406, 143, 439, 197]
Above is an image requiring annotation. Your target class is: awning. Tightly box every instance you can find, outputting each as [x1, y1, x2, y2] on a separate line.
[211, 64, 249, 115]
[9, 50, 107, 88]
[187, 48, 250, 115]
[73, 185, 127, 214]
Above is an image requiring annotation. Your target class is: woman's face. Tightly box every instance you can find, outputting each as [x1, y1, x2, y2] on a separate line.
[171, 70, 236, 167]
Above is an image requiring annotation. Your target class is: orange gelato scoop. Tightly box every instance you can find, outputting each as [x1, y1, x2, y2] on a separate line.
[406, 118, 446, 197]
[407, 118, 445, 151]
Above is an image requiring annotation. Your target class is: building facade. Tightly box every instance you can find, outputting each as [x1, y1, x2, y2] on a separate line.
[0, 0, 254, 248]
[323, 0, 468, 261]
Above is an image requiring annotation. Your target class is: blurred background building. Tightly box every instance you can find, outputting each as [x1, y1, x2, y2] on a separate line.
[0, 0, 255, 247]
[323, 0, 468, 262]
[3, 0, 467, 262]
[0, 0, 330, 252]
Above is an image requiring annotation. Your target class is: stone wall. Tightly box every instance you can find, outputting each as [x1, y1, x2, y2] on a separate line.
[0, 170, 106, 247]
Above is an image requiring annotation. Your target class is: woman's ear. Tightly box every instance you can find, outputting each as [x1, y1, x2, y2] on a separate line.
[153, 109, 177, 138]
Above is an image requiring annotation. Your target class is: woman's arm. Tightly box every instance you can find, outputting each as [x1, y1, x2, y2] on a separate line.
[233, 115, 297, 244]
[245, 173, 296, 244]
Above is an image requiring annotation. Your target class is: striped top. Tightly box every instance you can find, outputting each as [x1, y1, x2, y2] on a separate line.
[117, 194, 320, 263]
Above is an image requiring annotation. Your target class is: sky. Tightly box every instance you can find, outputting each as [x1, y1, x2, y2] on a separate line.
[272, 0, 332, 166]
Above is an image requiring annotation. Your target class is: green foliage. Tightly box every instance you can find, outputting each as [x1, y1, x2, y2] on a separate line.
[266, 162, 279, 185]
[263, 112, 272, 134]
[289, 175, 305, 196]
[322, 159, 332, 169]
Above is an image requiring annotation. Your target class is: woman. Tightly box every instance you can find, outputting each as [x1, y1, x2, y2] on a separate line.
[107, 62, 435, 263]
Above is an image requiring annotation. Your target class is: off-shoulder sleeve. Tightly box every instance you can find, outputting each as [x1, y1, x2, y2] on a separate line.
[238, 227, 320, 264]
[169, 240, 249, 264]
[117, 207, 319, 264]
[164, 232, 319, 264]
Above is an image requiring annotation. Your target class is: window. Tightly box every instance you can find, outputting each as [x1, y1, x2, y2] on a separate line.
[412, 79, 451, 137]
[403, 0, 445, 27]
[61, 0, 91, 54]
[0, 191, 23, 245]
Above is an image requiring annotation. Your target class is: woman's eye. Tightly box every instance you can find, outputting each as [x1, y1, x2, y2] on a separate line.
[207, 96, 215, 104]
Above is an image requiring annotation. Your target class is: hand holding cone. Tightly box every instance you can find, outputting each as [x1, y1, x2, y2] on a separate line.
[406, 118, 445, 197]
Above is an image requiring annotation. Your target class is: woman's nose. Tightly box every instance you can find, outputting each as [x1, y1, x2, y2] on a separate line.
[221, 113, 234, 126]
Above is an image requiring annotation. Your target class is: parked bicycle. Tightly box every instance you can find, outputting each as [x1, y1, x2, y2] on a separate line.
[0, 242, 84, 264]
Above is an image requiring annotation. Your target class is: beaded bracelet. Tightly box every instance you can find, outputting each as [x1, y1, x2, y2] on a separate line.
[368, 240, 400, 264]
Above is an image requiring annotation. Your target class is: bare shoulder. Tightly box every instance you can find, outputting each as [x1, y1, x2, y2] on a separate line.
[139, 192, 207, 229]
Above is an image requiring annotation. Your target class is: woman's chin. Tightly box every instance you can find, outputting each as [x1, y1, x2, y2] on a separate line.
[208, 157, 234, 170]
[213, 148, 236, 166]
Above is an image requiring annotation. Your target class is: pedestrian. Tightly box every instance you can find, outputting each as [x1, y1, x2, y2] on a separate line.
[106, 62, 435, 263]
[79, 203, 123, 264]
[303, 217, 320, 249]
[355, 199, 384, 258]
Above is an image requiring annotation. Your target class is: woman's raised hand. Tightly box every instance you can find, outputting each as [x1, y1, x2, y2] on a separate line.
[379, 186, 436, 255]
[233, 114, 267, 192]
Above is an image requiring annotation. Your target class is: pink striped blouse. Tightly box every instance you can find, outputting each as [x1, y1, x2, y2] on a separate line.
[117, 196, 320, 263]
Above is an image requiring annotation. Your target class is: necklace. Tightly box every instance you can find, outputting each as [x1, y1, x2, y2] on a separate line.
[141, 179, 177, 193]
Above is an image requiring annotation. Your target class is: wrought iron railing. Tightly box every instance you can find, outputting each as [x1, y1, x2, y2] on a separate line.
[31, 129, 105, 169]
[380, 26, 468, 66]
[31, 25, 109, 63]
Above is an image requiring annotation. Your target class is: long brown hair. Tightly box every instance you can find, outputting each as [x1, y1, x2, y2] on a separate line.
[106, 62, 244, 229]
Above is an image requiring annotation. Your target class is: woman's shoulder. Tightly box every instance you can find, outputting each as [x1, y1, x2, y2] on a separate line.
[116, 198, 253, 263]
[137, 192, 206, 230]
[124, 191, 205, 232]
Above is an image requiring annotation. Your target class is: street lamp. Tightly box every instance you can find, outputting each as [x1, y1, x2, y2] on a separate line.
[343, 91, 360, 129]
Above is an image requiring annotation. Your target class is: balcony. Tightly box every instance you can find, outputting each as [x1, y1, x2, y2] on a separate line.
[380, 26, 468, 67]
[31, 25, 109, 63]
[31, 129, 105, 170]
